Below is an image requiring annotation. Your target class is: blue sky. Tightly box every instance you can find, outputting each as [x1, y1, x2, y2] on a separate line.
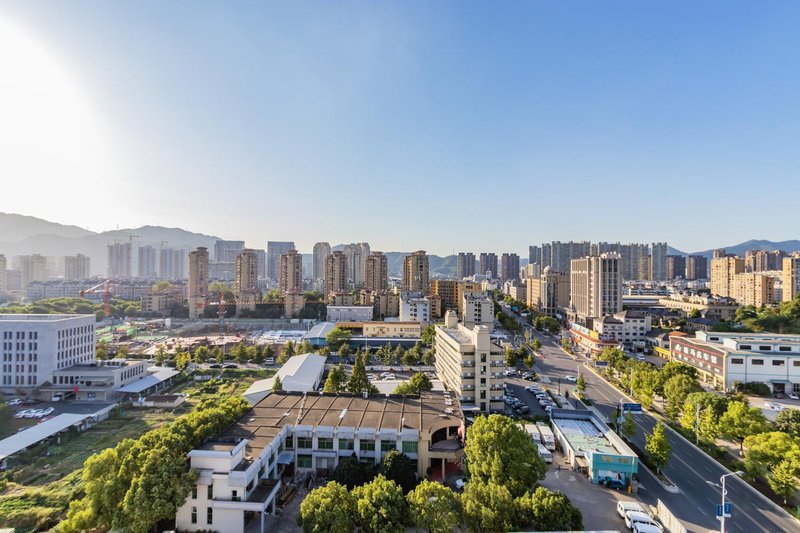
[1, 1, 798, 254]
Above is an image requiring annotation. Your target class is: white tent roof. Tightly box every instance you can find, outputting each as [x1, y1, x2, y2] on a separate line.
[0, 413, 90, 460]
[243, 353, 327, 404]
[117, 369, 179, 394]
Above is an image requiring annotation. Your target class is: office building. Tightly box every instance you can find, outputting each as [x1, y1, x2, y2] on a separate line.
[569, 253, 622, 322]
[431, 279, 459, 312]
[457, 281, 484, 317]
[63, 254, 91, 281]
[461, 294, 494, 327]
[670, 331, 800, 393]
[649, 242, 668, 281]
[783, 254, 800, 302]
[17, 254, 49, 286]
[107, 243, 132, 278]
[312, 242, 331, 282]
[665, 255, 686, 280]
[500, 253, 520, 282]
[0, 314, 96, 392]
[324, 251, 347, 297]
[435, 311, 504, 413]
[174, 390, 465, 533]
[214, 240, 245, 263]
[364, 252, 388, 292]
[402, 251, 429, 292]
[137, 245, 157, 278]
[712, 249, 728, 259]
[456, 252, 475, 279]
[733, 273, 776, 307]
[478, 253, 498, 278]
[188, 247, 209, 319]
[526, 267, 570, 318]
[710, 256, 745, 298]
[266, 241, 295, 282]
[685, 255, 708, 280]
[278, 250, 302, 294]
[399, 296, 431, 323]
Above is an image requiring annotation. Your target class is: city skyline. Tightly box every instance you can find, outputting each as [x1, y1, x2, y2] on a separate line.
[2, 2, 800, 252]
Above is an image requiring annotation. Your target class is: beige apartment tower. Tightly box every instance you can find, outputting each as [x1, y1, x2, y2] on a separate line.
[570, 253, 622, 322]
[64, 254, 91, 281]
[312, 242, 331, 282]
[732, 273, 776, 307]
[235, 249, 259, 294]
[188, 247, 209, 319]
[710, 256, 745, 298]
[527, 266, 570, 317]
[324, 251, 348, 297]
[402, 250, 429, 292]
[279, 249, 303, 294]
[364, 251, 389, 292]
[783, 254, 800, 302]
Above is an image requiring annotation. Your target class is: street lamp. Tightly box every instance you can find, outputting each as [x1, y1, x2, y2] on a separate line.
[706, 471, 744, 533]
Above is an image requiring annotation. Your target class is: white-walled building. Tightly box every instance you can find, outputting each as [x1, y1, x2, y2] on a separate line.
[243, 353, 327, 404]
[461, 294, 494, 327]
[399, 296, 430, 323]
[326, 305, 374, 323]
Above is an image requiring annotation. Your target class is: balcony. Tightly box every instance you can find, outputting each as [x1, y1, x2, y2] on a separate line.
[213, 479, 281, 512]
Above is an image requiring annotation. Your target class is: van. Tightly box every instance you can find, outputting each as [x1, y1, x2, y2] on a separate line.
[617, 501, 646, 519]
[633, 524, 663, 533]
[537, 443, 553, 463]
[625, 511, 661, 531]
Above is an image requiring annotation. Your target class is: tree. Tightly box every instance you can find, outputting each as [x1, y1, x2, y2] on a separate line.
[272, 375, 283, 392]
[406, 480, 462, 533]
[505, 346, 518, 368]
[561, 337, 571, 353]
[523, 354, 536, 369]
[461, 481, 514, 533]
[262, 343, 275, 360]
[194, 345, 210, 364]
[211, 345, 224, 361]
[174, 351, 191, 371]
[514, 486, 583, 531]
[576, 373, 586, 393]
[742, 431, 800, 479]
[768, 460, 799, 505]
[0, 399, 12, 437]
[326, 327, 352, 350]
[351, 475, 407, 533]
[630, 366, 659, 408]
[96, 341, 109, 360]
[298, 339, 313, 354]
[645, 422, 672, 474]
[154, 345, 167, 366]
[421, 325, 436, 346]
[324, 365, 348, 393]
[663, 375, 701, 420]
[331, 453, 376, 490]
[393, 373, 433, 396]
[464, 414, 547, 497]
[775, 408, 800, 438]
[298, 481, 355, 533]
[531, 337, 542, 352]
[284, 340, 296, 357]
[620, 412, 636, 441]
[656, 361, 698, 396]
[421, 348, 435, 366]
[720, 401, 770, 453]
[230, 342, 246, 364]
[348, 353, 378, 395]
[379, 450, 418, 494]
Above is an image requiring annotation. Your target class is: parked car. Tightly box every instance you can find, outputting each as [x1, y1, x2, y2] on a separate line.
[382, 373, 396, 380]
[42, 407, 55, 416]
[625, 511, 662, 531]
[15, 409, 32, 419]
[7, 398, 22, 406]
[617, 500, 646, 519]
[208, 363, 222, 369]
[454, 478, 466, 490]
[21, 399, 40, 406]
[789, 393, 799, 400]
[633, 524, 663, 533]
[565, 376, 577, 383]
[222, 363, 238, 369]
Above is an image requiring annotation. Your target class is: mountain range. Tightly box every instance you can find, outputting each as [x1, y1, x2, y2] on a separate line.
[0, 213, 797, 277]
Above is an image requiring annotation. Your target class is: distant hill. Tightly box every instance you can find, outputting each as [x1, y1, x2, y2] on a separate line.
[0, 212, 95, 241]
[691, 239, 800, 259]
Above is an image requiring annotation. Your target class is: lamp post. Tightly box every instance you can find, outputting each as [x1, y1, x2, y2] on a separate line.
[706, 471, 744, 533]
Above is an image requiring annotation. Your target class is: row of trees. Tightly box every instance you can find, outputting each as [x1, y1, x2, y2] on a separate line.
[325, 327, 436, 366]
[322, 354, 378, 395]
[58, 397, 250, 533]
[0, 296, 140, 320]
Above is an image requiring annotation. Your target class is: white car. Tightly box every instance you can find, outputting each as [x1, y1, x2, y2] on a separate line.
[625, 511, 662, 531]
[565, 376, 577, 383]
[368, 374, 377, 381]
[454, 478, 466, 490]
[7, 398, 22, 406]
[42, 407, 55, 416]
[617, 500, 646, 519]
[633, 524, 663, 533]
[15, 409, 31, 419]
[382, 373, 396, 380]
[789, 393, 799, 400]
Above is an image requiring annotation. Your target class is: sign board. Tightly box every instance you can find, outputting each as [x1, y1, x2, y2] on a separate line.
[594, 360, 609, 367]
[622, 403, 642, 413]
[715, 502, 732, 518]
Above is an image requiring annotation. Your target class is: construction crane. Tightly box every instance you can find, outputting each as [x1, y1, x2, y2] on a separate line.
[80, 280, 113, 318]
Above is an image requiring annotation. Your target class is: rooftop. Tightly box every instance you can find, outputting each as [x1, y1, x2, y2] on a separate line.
[0, 314, 94, 322]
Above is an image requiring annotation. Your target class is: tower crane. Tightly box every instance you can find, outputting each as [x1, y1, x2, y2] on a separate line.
[80, 279, 113, 318]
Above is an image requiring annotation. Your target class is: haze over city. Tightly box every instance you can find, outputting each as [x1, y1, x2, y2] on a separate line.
[2, 1, 800, 253]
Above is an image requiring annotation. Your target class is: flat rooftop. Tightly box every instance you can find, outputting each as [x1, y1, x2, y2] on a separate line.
[554, 417, 618, 455]
[0, 314, 94, 322]
[437, 325, 473, 345]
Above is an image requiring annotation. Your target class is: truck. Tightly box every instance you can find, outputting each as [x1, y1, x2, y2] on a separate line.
[537, 443, 553, 463]
[524, 424, 542, 445]
[536, 421, 556, 451]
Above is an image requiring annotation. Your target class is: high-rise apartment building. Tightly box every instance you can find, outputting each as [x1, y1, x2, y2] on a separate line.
[456, 252, 476, 279]
[279, 250, 303, 294]
[783, 254, 800, 302]
[431, 279, 460, 311]
[528, 245, 542, 266]
[500, 253, 520, 282]
[214, 240, 245, 263]
[551, 241, 592, 275]
[402, 251, 429, 292]
[188, 247, 209, 319]
[18, 254, 49, 286]
[324, 251, 348, 296]
[570, 253, 622, 322]
[478, 253, 498, 278]
[343, 242, 371, 288]
[435, 311, 504, 413]
[364, 252, 388, 292]
[64, 254, 91, 281]
[685, 255, 708, 280]
[159, 248, 186, 279]
[665, 255, 686, 280]
[312, 242, 331, 281]
[710, 256, 745, 298]
[526, 266, 570, 317]
[254, 250, 267, 279]
[137, 245, 158, 278]
[649, 242, 668, 281]
[745, 250, 785, 273]
[266, 241, 295, 282]
[107, 242, 132, 278]
[235, 249, 260, 294]
[733, 273, 776, 307]
[712, 249, 728, 259]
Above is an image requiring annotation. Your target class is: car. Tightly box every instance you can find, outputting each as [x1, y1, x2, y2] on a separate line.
[789, 393, 799, 400]
[208, 363, 222, 369]
[32, 409, 46, 419]
[51, 394, 63, 402]
[368, 374, 378, 381]
[21, 399, 40, 406]
[625, 511, 662, 531]
[454, 478, 466, 490]
[544, 405, 553, 414]
[42, 407, 55, 416]
[633, 524, 663, 533]
[617, 500, 646, 519]
[565, 376, 577, 383]
[7, 398, 22, 406]
[15, 409, 31, 419]
[382, 373, 396, 380]
[23, 409, 38, 418]
[519, 405, 530, 413]
[774, 392, 786, 399]
[507, 389, 516, 397]
[539, 400, 553, 408]
[222, 363, 238, 369]
[524, 375, 537, 381]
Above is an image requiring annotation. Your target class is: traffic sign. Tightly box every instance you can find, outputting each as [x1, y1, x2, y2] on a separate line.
[594, 360, 609, 367]
[715, 502, 732, 518]
[622, 403, 642, 413]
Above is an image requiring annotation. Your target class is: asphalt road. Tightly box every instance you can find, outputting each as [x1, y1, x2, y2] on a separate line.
[502, 308, 799, 533]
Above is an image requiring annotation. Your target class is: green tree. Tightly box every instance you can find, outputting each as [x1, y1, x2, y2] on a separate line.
[720, 401, 770, 453]
[262, 343, 275, 361]
[0, 399, 13, 437]
[211, 345, 224, 361]
[323, 364, 348, 393]
[348, 353, 378, 395]
[331, 453, 376, 490]
[645, 422, 672, 474]
[768, 460, 799, 505]
[523, 354, 536, 369]
[775, 408, 800, 438]
[422, 348, 435, 366]
[379, 450, 418, 494]
[326, 327, 353, 350]
[630, 366, 659, 408]
[96, 341, 109, 360]
[679, 392, 729, 434]
[531, 337, 542, 352]
[151, 280, 172, 292]
[461, 481, 514, 533]
[656, 361, 699, 396]
[742, 431, 800, 479]
[352, 475, 407, 533]
[174, 351, 191, 371]
[298, 339, 313, 354]
[576, 373, 586, 393]
[505, 346, 518, 368]
[154, 345, 167, 366]
[230, 342, 246, 363]
[272, 375, 283, 392]
[663, 374, 701, 420]
[620, 412, 636, 441]
[194, 345, 210, 364]
[393, 373, 433, 396]
[406, 480, 462, 533]
[561, 336, 571, 353]
[464, 414, 547, 497]
[298, 481, 355, 533]
[514, 486, 583, 531]
[421, 325, 436, 346]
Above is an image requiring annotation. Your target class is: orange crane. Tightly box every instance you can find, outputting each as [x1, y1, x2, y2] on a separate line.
[80, 280, 113, 318]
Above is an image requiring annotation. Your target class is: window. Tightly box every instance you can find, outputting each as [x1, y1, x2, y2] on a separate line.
[232, 489, 240, 502]
[191, 507, 197, 524]
[318, 438, 333, 450]
[779, 346, 791, 352]
[207, 507, 213, 525]
[794, 361, 800, 367]
[360, 440, 375, 452]
[731, 358, 744, 365]
[381, 440, 396, 452]
[207, 484, 213, 500]
[339, 439, 354, 450]
[759, 346, 771, 351]
[402, 441, 418, 454]
[297, 455, 312, 468]
[285, 437, 294, 450]
[752, 359, 764, 366]
[772, 360, 785, 366]
[297, 437, 312, 449]
[740, 345, 752, 350]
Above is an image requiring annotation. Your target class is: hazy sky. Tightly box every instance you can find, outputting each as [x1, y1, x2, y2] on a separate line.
[1, 2, 799, 254]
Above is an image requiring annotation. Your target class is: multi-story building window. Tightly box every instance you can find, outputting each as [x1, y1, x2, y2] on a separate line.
[297, 455, 313, 468]
[318, 438, 333, 449]
[297, 437, 312, 449]
[381, 440, 396, 452]
[360, 440, 375, 452]
[402, 441, 418, 454]
[338, 438, 354, 450]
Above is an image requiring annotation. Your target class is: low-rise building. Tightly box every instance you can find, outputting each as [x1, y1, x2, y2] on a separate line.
[49, 359, 149, 401]
[243, 353, 327, 404]
[283, 291, 306, 318]
[326, 305, 373, 323]
[326, 291, 356, 307]
[140, 289, 185, 315]
[569, 310, 651, 355]
[461, 294, 494, 328]
[400, 296, 431, 323]
[657, 292, 738, 321]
